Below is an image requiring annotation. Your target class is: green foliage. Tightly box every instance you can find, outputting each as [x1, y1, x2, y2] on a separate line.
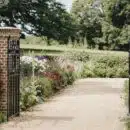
[92, 55, 128, 77]
[20, 76, 54, 110]
[95, 21, 121, 50]
[1, 0, 129, 49]
[65, 50, 128, 78]
[123, 80, 129, 106]
[20, 36, 60, 46]
[20, 56, 76, 111]
[71, 0, 103, 47]
[20, 61, 33, 76]
[0, 112, 6, 124]
[83, 37, 88, 48]
[0, 0, 76, 43]
[20, 77, 38, 111]
[118, 25, 130, 46]
[81, 62, 95, 78]
[35, 77, 53, 99]
[73, 53, 129, 78]
[102, 0, 117, 22]
[123, 80, 130, 130]
[66, 51, 89, 62]
[112, 0, 130, 27]
[71, 0, 130, 50]
[63, 70, 76, 85]
[20, 73, 76, 111]
[71, 0, 94, 20]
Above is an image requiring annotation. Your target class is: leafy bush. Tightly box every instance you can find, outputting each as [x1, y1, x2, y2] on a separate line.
[66, 51, 89, 62]
[80, 55, 128, 78]
[62, 69, 76, 85]
[20, 76, 54, 110]
[106, 67, 117, 78]
[81, 62, 95, 78]
[64, 50, 128, 78]
[35, 77, 53, 99]
[20, 78, 38, 111]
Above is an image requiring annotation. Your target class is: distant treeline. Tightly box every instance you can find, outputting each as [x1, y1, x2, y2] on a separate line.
[0, 0, 130, 51]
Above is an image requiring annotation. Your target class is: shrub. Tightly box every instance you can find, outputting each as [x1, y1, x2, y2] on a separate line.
[93, 62, 107, 77]
[81, 63, 95, 78]
[106, 67, 117, 78]
[63, 70, 76, 85]
[64, 50, 128, 78]
[20, 78, 38, 111]
[35, 77, 53, 99]
[123, 80, 129, 106]
[80, 55, 128, 78]
[20, 76, 55, 110]
[66, 51, 89, 62]
[116, 66, 128, 78]
[0, 112, 6, 124]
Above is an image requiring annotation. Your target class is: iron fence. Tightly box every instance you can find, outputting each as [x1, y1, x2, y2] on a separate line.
[7, 38, 20, 118]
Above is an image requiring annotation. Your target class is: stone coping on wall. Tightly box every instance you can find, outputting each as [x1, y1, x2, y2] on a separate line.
[0, 27, 21, 38]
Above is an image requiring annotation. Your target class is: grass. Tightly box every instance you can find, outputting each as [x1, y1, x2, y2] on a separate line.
[20, 43, 128, 56]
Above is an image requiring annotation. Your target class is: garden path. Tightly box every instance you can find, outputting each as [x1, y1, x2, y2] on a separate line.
[0, 78, 127, 130]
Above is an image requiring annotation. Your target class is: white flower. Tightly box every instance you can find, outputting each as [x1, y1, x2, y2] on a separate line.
[20, 56, 47, 72]
[21, 56, 33, 64]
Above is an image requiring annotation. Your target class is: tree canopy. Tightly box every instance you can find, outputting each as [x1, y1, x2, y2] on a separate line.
[71, 0, 130, 50]
[0, 0, 76, 42]
[0, 0, 129, 50]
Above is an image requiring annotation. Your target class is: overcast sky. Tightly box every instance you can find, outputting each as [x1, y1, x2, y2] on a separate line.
[57, 0, 73, 11]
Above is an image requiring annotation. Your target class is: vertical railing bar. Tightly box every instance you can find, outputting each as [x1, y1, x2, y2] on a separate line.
[7, 38, 20, 118]
[17, 39, 20, 116]
[7, 36, 10, 120]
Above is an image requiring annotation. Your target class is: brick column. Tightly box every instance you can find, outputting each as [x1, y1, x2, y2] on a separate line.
[0, 27, 20, 118]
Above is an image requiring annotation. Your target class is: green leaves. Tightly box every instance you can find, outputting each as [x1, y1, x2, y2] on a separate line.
[0, 0, 75, 42]
[112, 0, 130, 27]
[0, 112, 6, 124]
[71, 0, 130, 50]
[81, 54, 128, 78]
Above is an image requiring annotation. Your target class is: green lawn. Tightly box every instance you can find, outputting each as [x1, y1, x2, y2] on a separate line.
[20, 44, 128, 56]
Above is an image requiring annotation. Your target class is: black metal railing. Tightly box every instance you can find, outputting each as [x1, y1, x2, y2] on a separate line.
[7, 38, 20, 118]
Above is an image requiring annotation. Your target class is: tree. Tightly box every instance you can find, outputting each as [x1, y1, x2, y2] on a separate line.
[71, 0, 130, 50]
[0, 0, 76, 42]
[112, 0, 130, 27]
[71, 0, 103, 48]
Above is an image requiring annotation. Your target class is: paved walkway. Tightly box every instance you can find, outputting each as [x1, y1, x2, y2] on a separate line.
[0, 78, 127, 130]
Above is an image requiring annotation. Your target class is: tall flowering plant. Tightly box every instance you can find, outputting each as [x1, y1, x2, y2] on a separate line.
[42, 59, 62, 81]
[20, 56, 48, 76]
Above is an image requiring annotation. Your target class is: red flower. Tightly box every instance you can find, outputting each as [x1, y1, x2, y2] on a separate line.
[43, 71, 61, 80]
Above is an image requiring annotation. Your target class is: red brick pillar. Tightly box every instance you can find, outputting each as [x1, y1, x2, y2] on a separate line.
[0, 27, 20, 119]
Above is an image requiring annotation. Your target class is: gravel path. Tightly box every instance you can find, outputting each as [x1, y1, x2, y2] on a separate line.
[0, 78, 127, 130]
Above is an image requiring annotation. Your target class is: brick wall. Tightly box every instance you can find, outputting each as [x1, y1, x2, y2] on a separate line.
[0, 28, 20, 118]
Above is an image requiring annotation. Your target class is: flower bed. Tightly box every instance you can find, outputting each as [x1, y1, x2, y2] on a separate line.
[20, 55, 76, 110]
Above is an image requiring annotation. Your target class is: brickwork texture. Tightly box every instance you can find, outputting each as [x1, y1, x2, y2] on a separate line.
[0, 27, 20, 118]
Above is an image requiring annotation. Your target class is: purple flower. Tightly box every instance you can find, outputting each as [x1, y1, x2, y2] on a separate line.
[35, 56, 48, 60]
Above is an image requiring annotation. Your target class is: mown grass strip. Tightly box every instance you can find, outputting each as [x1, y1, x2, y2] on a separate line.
[20, 44, 128, 56]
